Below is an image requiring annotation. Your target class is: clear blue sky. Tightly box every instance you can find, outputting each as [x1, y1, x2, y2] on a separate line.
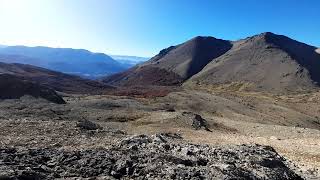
[0, 0, 319, 56]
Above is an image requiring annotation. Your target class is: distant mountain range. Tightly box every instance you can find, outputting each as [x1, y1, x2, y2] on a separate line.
[103, 32, 320, 93]
[0, 45, 147, 79]
[110, 55, 149, 68]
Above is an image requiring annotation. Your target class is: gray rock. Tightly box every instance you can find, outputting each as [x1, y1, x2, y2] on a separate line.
[0, 135, 302, 179]
[183, 112, 212, 131]
[76, 119, 102, 131]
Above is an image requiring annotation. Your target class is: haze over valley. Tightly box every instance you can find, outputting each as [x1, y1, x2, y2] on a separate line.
[0, 45, 149, 79]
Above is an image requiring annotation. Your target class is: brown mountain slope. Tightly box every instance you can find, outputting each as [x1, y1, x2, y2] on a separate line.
[0, 74, 65, 104]
[0, 62, 113, 94]
[187, 32, 320, 92]
[103, 36, 232, 86]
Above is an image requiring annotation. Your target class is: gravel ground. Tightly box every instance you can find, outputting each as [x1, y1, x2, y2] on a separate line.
[0, 89, 320, 179]
[0, 134, 302, 179]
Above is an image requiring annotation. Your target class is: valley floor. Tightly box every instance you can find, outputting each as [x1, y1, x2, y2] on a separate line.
[0, 88, 320, 179]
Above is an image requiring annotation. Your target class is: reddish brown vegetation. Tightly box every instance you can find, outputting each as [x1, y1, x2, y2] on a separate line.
[103, 66, 183, 87]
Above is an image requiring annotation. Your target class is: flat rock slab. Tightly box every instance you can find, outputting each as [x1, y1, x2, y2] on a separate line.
[0, 134, 302, 179]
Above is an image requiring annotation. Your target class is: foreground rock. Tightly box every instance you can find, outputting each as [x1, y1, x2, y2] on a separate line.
[0, 134, 302, 179]
[0, 74, 65, 104]
[76, 119, 103, 130]
[182, 112, 212, 131]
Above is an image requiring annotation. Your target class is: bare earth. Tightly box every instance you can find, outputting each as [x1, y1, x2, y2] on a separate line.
[0, 87, 320, 179]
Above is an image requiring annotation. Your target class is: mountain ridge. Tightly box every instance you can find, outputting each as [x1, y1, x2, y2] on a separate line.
[188, 32, 320, 92]
[103, 32, 320, 93]
[103, 36, 232, 86]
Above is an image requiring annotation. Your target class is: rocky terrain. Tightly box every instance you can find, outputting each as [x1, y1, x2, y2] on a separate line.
[0, 134, 302, 179]
[0, 89, 320, 179]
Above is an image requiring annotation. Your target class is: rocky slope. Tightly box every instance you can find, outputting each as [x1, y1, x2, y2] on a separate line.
[104, 32, 320, 93]
[0, 62, 113, 94]
[103, 37, 232, 86]
[0, 134, 302, 179]
[0, 74, 65, 104]
[188, 32, 320, 92]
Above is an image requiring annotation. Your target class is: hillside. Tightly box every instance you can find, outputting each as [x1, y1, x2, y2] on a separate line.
[0, 74, 65, 104]
[0, 46, 126, 78]
[0, 62, 113, 94]
[103, 37, 232, 86]
[188, 32, 320, 92]
[104, 32, 320, 93]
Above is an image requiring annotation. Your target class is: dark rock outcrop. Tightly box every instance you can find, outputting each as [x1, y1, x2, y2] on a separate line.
[0, 134, 302, 179]
[192, 114, 211, 131]
[182, 112, 212, 131]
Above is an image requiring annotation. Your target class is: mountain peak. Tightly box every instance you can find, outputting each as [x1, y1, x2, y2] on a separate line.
[249, 32, 281, 42]
[191, 36, 215, 40]
[188, 32, 320, 92]
[189, 36, 227, 43]
[103, 35, 232, 86]
[242, 32, 299, 49]
[259, 32, 276, 37]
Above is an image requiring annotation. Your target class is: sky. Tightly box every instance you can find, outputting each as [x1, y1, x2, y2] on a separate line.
[0, 0, 319, 57]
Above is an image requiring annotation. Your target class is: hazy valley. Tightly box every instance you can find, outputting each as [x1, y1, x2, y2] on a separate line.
[0, 45, 149, 79]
